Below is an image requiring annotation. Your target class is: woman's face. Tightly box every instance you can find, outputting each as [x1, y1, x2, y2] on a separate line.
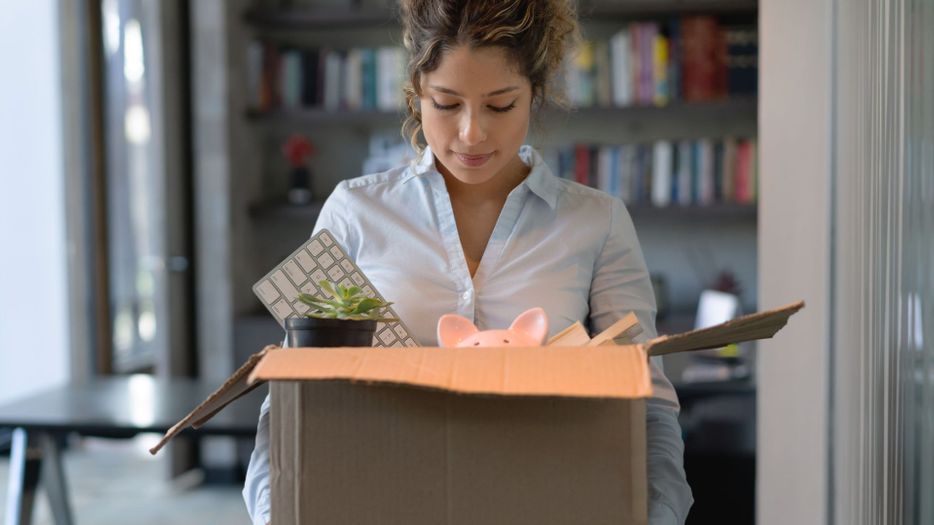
[419, 45, 532, 185]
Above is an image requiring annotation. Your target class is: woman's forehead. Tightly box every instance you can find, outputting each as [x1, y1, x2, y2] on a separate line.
[422, 45, 528, 94]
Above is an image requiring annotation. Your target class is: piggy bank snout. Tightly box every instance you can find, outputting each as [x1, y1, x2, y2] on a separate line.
[458, 329, 541, 347]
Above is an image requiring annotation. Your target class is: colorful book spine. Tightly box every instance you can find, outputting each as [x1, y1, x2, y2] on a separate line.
[653, 30, 669, 106]
[680, 15, 724, 102]
[651, 141, 673, 207]
[610, 29, 632, 107]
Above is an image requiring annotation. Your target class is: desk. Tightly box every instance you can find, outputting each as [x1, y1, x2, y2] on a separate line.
[674, 380, 757, 525]
[0, 376, 265, 525]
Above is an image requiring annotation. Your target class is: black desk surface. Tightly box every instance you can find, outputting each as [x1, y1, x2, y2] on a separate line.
[0, 375, 265, 438]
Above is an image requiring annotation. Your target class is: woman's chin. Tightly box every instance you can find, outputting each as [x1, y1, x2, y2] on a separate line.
[448, 170, 496, 185]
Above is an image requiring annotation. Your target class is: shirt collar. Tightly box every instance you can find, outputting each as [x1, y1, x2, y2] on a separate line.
[517, 145, 559, 210]
[401, 146, 437, 181]
[402, 145, 559, 210]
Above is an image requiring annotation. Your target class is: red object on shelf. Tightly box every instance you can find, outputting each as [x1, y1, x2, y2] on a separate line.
[681, 15, 728, 102]
[282, 133, 317, 168]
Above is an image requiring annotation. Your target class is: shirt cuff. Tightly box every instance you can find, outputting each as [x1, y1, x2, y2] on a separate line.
[649, 499, 682, 525]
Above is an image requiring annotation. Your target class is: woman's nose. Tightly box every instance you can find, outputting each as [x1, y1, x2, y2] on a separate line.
[459, 111, 487, 146]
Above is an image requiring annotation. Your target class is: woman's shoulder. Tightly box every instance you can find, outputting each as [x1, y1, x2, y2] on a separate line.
[338, 163, 413, 193]
[523, 147, 620, 210]
[551, 177, 623, 211]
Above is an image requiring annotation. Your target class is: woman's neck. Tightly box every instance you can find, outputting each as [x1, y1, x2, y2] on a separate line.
[439, 153, 531, 205]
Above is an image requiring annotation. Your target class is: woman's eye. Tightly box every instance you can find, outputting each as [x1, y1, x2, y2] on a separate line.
[489, 102, 517, 113]
[430, 100, 517, 113]
[431, 100, 459, 111]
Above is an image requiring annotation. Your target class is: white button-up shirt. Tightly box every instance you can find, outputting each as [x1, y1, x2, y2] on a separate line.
[244, 145, 693, 524]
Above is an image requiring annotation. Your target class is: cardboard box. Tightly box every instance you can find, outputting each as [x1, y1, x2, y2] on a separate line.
[152, 301, 803, 524]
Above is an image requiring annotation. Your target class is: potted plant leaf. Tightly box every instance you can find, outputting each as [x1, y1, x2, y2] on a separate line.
[285, 280, 397, 348]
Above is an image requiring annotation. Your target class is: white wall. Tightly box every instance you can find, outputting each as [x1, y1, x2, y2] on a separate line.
[0, 0, 70, 403]
[757, 0, 833, 523]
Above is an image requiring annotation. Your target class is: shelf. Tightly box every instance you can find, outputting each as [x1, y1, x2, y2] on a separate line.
[246, 97, 756, 126]
[249, 200, 324, 221]
[627, 203, 757, 222]
[581, 0, 757, 18]
[243, 7, 395, 30]
[243, 1, 757, 31]
[245, 107, 404, 125]
[559, 97, 758, 120]
[248, 201, 752, 226]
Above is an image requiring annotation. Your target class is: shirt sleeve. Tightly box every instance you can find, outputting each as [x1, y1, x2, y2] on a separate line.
[242, 184, 358, 525]
[312, 180, 359, 258]
[589, 198, 694, 524]
[243, 394, 272, 525]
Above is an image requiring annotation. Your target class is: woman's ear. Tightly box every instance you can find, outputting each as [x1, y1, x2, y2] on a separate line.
[437, 314, 478, 347]
[508, 307, 549, 345]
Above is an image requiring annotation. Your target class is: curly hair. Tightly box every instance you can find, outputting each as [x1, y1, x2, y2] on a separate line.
[399, 0, 580, 153]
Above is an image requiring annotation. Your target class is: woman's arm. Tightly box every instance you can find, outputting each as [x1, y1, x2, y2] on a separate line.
[589, 198, 693, 525]
[242, 182, 357, 523]
[243, 394, 272, 525]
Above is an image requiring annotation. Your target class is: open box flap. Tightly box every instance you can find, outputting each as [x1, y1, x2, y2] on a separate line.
[149, 346, 275, 455]
[247, 344, 654, 400]
[646, 300, 805, 356]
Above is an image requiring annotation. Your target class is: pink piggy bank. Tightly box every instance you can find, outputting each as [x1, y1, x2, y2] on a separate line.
[437, 307, 549, 347]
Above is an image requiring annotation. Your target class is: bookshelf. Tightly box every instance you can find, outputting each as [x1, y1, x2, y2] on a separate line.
[186, 2, 762, 512]
[244, 97, 756, 125]
[231, 0, 760, 326]
[248, 200, 755, 224]
[243, 1, 757, 32]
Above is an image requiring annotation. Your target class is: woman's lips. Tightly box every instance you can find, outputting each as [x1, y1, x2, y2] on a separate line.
[454, 152, 493, 167]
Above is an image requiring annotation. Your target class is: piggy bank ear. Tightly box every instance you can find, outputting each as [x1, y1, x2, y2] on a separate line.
[437, 314, 479, 347]
[508, 307, 549, 345]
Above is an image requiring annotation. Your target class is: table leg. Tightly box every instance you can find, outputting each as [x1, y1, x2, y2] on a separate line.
[39, 433, 74, 525]
[3, 429, 75, 525]
[4, 428, 40, 525]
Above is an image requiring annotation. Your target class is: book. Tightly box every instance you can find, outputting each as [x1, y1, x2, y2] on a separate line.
[377, 47, 405, 111]
[322, 49, 342, 112]
[587, 312, 643, 346]
[681, 15, 722, 102]
[734, 139, 753, 203]
[361, 48, 377, 110]
[261, 42, 282, 110]
[725, 25, 758, 96]
[574, 144, 591, 186]
[609, 28, 632, 106]
[547, 321, 591, 346]
[676, 141, 693, 206]
[280, 49, 304, 110]
[651, 141, 673, 207]
[547, 312, 644, 347]
[722, 136, 737, 201]
[343, 49, 363, 110]
[300, 49, 320, 108]
[652, 30, 670, 106]
[667, 18, 682, 101]
[594, 40, 612, 107]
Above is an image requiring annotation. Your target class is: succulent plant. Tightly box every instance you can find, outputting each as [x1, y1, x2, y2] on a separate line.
[297, 280, 397, 322]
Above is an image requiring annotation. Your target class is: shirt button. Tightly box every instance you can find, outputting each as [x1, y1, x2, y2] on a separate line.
[462, 291, 471, 300]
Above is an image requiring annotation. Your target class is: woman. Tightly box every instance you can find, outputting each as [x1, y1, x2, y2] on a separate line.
[244, 1, 693, 523]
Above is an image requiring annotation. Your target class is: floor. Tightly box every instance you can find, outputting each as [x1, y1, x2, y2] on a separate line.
[0, 435, 250, 525]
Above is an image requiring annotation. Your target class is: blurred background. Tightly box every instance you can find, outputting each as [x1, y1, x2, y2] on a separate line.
[0, 0, 931, 523]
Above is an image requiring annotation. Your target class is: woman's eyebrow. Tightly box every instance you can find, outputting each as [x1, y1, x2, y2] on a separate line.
[429, 85, 519, 97]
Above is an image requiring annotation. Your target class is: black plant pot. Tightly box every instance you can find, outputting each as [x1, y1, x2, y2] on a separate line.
[285, 317, 377, 348]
